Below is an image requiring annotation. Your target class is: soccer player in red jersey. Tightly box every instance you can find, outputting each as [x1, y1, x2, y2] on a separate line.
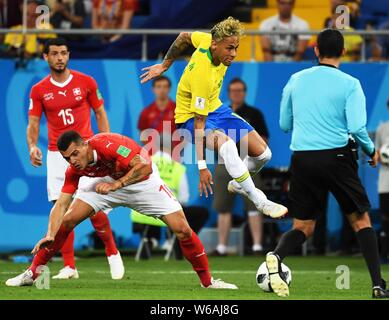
[6, 131, 237, 289]
[26, 38, 124, 280]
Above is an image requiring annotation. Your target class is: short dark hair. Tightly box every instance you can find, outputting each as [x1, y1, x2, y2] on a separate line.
[317, 29, 344, 59]
[57, 131, 83, 151]
[152, 75, 171, 88]
[228, 78, 247, 92]
[43, 37, 69, 54]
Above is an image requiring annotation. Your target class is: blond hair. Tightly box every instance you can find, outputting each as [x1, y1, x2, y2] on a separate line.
[210, 16, 244, 42]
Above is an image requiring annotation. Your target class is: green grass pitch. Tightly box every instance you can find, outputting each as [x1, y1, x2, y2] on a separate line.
[1, 255, 388, 300]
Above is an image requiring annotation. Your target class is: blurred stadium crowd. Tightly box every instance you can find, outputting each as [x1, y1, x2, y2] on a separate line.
[1, 0, 389, 61]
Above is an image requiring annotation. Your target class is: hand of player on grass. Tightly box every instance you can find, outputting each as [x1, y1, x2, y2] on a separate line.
[198, 168, 214, 198]
[368, 150, 379, 168]
[31, 236, 54, 255]
[96, 182, 120, 195]
[140, 64, 167, 84]
[29, 145, 43, 167]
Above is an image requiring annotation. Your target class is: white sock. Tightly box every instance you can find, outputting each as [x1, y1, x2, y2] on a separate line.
[252, 244, 263, 252]
[244, 146, 272, 175]
[219, 140, 264, 205]
[216, 244, 227, 254]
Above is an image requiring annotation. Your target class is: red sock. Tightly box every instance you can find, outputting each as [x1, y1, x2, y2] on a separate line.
[179, 231, 212, 287]
[90, 211, 118, 257]
[60, 229, 76, 269]
[30, 225, 73, 278]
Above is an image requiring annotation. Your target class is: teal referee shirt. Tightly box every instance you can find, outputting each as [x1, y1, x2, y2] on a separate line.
[280, 64, 375, 156]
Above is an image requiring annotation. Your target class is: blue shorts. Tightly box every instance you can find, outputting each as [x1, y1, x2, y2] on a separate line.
[177, 104, 254, 143]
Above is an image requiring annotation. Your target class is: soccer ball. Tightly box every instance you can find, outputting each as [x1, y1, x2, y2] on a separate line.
[380, 144, 389, 166]
[256, 261, 292, 292]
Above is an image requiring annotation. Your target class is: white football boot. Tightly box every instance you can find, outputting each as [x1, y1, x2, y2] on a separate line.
[228, 180, 288, 219]
[5, 269, 34, 287]
[201, 278, 238, 289]
[107, 252, 125, 280]
[52, 266, 79, 279]
[266, 252, 289, 297]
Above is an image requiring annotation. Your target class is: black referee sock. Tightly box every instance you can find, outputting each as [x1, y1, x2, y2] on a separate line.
[273, 229, 306, 261]
[356, 227, 382, 288]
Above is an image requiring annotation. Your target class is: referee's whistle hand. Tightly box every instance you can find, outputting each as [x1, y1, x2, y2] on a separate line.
[368, 151, 379, 168]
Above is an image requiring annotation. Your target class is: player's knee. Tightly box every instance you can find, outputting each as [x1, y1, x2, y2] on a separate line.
[349, 212, 372, 232]
[300, 226, 314, 238]
[174, 224, 192, 240]
[62, 214, 77, 231]
[293, 222, 314, 238]
[262, 146, 272, 163]
[351, 218, 371, 232]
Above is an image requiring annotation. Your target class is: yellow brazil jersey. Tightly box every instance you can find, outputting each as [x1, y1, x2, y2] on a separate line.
[342, 27, 363, 62]
[175, 32, 228, 124]
[4, 23, 56, 55]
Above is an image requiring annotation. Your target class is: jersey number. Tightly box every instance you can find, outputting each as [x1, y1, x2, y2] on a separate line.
[58, 109, 74, 125]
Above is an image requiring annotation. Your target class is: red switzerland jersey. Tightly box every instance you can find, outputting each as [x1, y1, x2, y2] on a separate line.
[61, 133, 149, 194]
[137, 99, 176, 133]
[28, 70, 104, 151]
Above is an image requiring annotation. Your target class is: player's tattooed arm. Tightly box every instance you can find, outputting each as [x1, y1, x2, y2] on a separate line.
[140, 32, 192, 84]
[117, 155, 153, 187]
[162, 32, 193, 70]
[96, 155, 153, 194]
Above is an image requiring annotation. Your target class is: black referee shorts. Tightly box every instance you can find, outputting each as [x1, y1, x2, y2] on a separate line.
[288, 146, 371, 220]
[379, 193, 389, 217]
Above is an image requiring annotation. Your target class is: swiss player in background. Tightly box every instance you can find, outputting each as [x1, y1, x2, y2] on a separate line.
[26, 38, 124, 280]
[6, 131, 237, 290]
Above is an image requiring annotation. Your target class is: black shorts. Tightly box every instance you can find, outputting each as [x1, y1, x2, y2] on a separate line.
[379, 193, 389, 216]
[288, 146, 371, 220]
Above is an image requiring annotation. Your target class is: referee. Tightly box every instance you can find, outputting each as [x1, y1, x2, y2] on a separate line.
[265, 29, 389, 298]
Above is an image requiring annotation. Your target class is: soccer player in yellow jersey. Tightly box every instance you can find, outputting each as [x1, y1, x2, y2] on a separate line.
[141, 17, 287, 218]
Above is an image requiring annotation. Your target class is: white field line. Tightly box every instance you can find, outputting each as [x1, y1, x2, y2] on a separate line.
[0, 270, 364, 275]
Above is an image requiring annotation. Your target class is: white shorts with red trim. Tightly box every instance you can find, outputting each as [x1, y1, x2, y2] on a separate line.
[46, 151, 111, 217]
[74, 163, 182, 217]
[47, 150, 71, 202]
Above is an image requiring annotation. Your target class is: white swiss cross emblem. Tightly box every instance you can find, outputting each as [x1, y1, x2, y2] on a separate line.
[73, 88, 81, 96]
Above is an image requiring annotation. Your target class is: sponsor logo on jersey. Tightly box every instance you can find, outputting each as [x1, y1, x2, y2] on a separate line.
[43, 93, 54, 101]
[116, 145, 131, 158]
[73, 88, 81, 96]
[195, 96, 206, 110]
[58, 90, 67, 97]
